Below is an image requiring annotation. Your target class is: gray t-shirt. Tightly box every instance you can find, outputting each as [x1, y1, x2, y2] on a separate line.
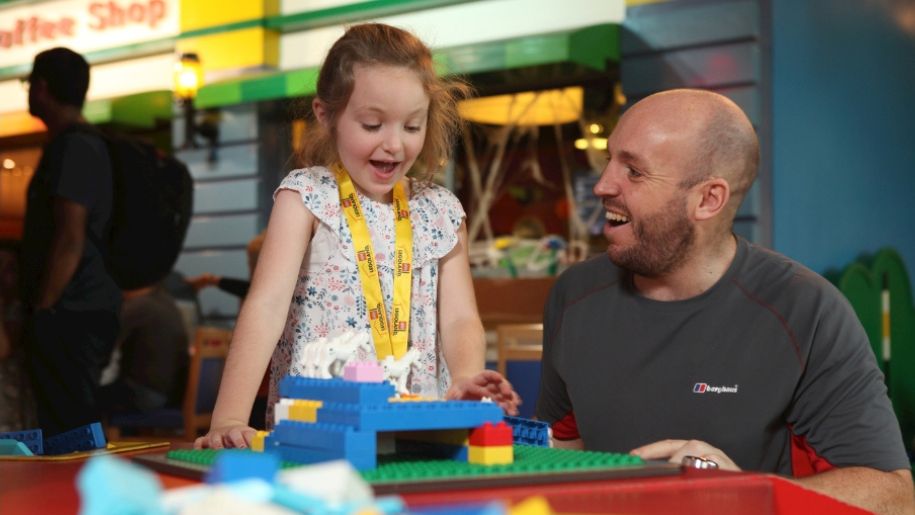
[537, 237, 909, 475]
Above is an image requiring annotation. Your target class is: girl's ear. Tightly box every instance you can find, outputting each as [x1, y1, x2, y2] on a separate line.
[312, 98, 328, 127]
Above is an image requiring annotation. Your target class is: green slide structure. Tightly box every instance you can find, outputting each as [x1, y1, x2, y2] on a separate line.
[835, 249, 915, 459]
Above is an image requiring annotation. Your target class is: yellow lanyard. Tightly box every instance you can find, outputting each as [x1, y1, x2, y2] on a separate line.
[333, 165, 413, 360]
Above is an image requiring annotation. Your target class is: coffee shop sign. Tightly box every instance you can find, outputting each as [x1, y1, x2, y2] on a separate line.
[0, 0, 178, 69]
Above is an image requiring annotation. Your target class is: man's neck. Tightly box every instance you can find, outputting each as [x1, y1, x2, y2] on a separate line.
[43, 107, 84, 138]
[632, 233, 738, 302]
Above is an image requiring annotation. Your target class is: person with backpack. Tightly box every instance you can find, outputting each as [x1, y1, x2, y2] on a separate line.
[19, 47, 122, 437]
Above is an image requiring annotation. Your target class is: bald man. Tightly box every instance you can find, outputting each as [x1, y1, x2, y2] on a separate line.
[536, 89, 914, 513]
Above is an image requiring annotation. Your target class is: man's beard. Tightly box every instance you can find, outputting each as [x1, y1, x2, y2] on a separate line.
[606, 198, 695, 278]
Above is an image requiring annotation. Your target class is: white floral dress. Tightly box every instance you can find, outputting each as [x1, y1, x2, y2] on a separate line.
[267, 166, 465, 423]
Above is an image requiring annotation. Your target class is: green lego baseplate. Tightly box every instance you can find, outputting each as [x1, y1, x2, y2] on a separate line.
[140, 445, 678, 494]
[365, 445, 643, 482]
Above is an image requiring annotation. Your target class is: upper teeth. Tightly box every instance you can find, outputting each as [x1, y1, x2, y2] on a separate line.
[606, 211, 629, 223]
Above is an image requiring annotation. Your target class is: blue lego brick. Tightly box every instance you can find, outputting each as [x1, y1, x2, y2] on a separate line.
[272, 421, 376, 455]
[263, 434, 280, 455]
[503, 416, 550, 447]
[275, 442, 376, 470]
[206, 450, 280, 484]
[272, 420, 376, 470]
[0, 428, 44, 455]
[279, 377, 395, 404]
[0, 440, 34, 456]
[78, 455, 162, 515]
[271, 484, 329, 513]
[317, 401, 503, 432]
[44, 422, 107, 455]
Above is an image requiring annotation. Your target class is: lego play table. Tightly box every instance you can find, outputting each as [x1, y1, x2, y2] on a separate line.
[0, 443, 868, 514]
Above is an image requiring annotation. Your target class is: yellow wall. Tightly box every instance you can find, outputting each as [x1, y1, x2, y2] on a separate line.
[177, 28, 279, 73]
[178, 0, 280, 75]
[180, 0, 278, 31]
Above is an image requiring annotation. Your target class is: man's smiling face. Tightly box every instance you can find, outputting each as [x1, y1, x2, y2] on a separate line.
[592, 102, 699, 278]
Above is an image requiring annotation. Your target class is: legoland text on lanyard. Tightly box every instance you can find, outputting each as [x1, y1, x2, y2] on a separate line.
[333, 164, 412, 360]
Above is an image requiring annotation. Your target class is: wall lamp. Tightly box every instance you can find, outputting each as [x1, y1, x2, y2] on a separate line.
[174, 52, 219, 161]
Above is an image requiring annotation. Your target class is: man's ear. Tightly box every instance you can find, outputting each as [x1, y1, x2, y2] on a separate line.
[30, 77, 48, 96]
[312, 98, 328, 127]
[693, 177, 731, 221]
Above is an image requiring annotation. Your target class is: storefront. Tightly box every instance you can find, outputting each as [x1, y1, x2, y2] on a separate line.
[0, 0, 179, 238]
[0, 0, 626, 321]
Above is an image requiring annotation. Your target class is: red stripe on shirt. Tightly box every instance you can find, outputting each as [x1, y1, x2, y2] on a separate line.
[551, 411, 580, 440]
[790, 426, 835, 477]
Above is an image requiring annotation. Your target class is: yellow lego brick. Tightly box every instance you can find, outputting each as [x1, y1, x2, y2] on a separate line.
[509, 496, 554, 515]
[289, 399, 322, 423]
[469, 444, 513, 465]
[251, 430, 269, 452]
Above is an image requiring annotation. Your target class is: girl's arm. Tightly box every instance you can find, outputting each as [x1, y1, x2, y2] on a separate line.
[195, 190, 315, 449]
[438, 222, 519, 414]
[438, 222, 485, 377]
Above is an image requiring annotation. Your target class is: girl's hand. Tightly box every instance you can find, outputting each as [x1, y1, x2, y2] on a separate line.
[446, 370, 521, 416]
[194, 421, 257, 450]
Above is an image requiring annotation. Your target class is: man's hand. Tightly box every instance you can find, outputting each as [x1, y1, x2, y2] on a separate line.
[194, 420, 257, 450]
[445, 369, 521, 416]
[630, 439, 740, 471]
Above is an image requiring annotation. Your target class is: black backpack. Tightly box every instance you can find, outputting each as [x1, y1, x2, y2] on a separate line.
[77, 127, 194, 290]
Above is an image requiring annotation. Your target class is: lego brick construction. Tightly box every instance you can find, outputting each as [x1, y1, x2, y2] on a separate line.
[133, 445, 680, 494]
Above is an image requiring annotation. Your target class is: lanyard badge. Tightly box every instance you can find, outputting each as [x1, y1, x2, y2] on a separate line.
[334, 165, 413, 359]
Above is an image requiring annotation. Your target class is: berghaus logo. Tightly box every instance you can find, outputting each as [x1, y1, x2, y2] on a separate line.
[693, 383, 739, 394]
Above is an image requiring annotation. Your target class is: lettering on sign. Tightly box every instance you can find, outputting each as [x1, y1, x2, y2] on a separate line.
[88, 0, 168, 31]
[0, 0, 178, 68]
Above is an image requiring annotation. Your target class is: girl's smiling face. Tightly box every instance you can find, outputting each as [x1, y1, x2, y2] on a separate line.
[318, 64, 429, 203]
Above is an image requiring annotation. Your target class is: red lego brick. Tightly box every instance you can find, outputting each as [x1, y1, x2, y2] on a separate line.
[469, 421, 513, 446]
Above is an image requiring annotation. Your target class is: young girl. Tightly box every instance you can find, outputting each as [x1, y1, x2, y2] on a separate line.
[197, 23, 519, 449]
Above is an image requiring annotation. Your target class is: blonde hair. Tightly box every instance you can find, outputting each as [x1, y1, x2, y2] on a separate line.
[296, 23, 470, 183]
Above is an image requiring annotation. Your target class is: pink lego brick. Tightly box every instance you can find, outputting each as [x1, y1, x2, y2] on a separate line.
[343, 361, 384, 383]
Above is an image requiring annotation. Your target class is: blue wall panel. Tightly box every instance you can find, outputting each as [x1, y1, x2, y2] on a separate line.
[173, 103, 263, 320]
[623, 41, 759, 95]
[193, 179, 260, 215]
[184, 213, 260, 249]
[771, 0, 915, 278]
[622, 0, 769, 246]
[172, 104, 258, 149]
[622, 0, 759, 52]
[181, 143, 259, 180]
